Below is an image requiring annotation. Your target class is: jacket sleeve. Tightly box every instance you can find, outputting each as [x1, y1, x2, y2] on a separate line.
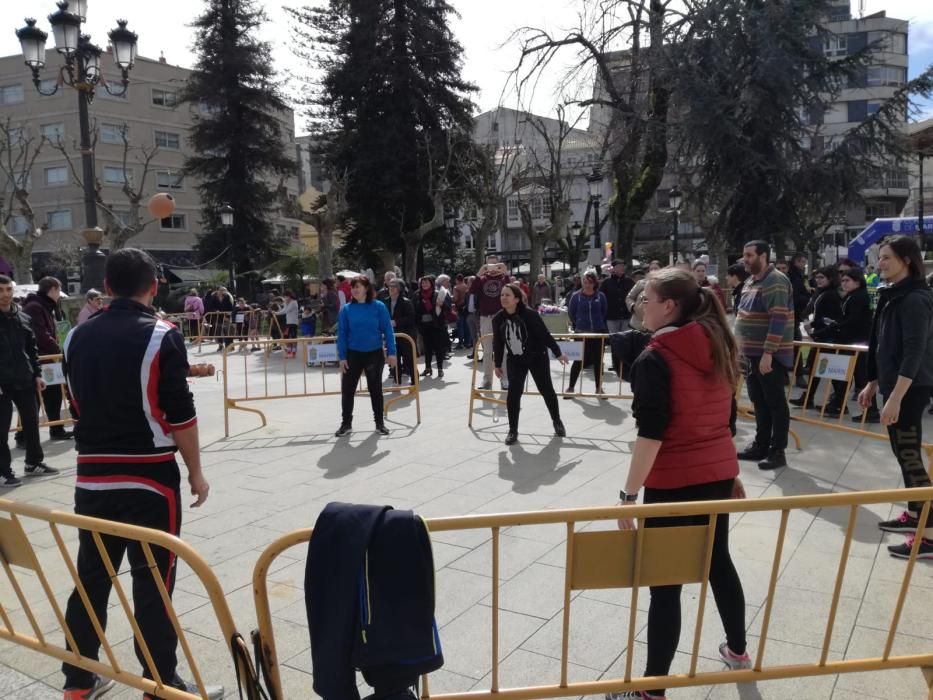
[866, 301, 881, 383]
[631, 348, 671, 440]
[626, 280, 643, 314]
[527, 309, 562, 358]
[336, 306, 349, 360]
[833, 291, 869, 344]
[158, 329, 196, 430]
[24, 315, 42, 379]
[896, 292, 933, 381]
[762, 276, 792, 355]
[492, 313, 505, 367]
[24, 302, 59, 355]
[567, 292, 578, 328]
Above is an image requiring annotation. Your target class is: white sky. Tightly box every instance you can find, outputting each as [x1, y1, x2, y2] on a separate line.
[3, 0, 932, 130]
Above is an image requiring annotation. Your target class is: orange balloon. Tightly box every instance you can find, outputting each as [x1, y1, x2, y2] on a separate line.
[148, 193, 176, 219]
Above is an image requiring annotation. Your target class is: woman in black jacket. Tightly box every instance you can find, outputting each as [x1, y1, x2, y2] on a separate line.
[791, 266, 842, 409]
[827, 268, 878, 421]
[493, 283, 568, 445]
[859, 237, 933, 560]
[415, 275, 449, 379]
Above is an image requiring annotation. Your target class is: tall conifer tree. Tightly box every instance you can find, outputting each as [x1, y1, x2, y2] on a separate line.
[181, 0, 295, 272]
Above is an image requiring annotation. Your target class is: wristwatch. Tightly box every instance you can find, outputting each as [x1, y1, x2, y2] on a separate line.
[619, 490, 639, 503]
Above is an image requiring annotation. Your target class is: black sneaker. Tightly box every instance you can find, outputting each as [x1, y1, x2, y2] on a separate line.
[505, 431, 518, 445]
[1, 473, 22, 488]
[789, 395, 814, 408]
[144, 674, 224, 700]
[851, 410, 881, 424]
[50, 430, 74, 441]
[14, 437, 25, 450]
[887, 535, 933, 560]
[878, 511, 919, 533]
[553, 420, 566, 437]
[375, 423, 390, 436]
[757, 450, 787, 470]
[25, 462, 60, 476]
[737, 443, 768, 461]
[64, 673, 115, 699]
[335, 423, 352, 437]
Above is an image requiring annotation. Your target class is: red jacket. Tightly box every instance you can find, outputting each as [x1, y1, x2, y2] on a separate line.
[645, 322, 738, 489]
[23, 292, 61, 356]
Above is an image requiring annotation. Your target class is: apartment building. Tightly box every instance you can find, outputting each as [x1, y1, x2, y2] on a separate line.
[0, 51, 301, 271]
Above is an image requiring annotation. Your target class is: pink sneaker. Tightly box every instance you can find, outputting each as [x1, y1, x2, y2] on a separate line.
[719, 641, 752, 669]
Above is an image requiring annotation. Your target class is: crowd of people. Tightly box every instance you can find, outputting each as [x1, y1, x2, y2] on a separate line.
[1, 235, 931, 700]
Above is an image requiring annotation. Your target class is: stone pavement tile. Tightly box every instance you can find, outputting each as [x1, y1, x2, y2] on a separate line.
[797, 518, 884, 561]
[727, 522, 806, 569]
[446, 533, 556, 581]
[422, 667, 478, 694]
[831, 689, 889, 700]
[706, 635, 839, 699]
[521, 596, 648, 672]
[386, 475, 465, 503]
[483, 562, 573, 620]
[5, 680, 60, 699]
[434, 567, 495, 627]
[504, 520, 574, 545]
[277, 664, 320, 699]
[747, 584, 861, 655]
[853, 576, 933, 639]
[194, 523, 288, 564]
[415, 491, 495, 519]
[777, 545, 875, 600]
[868, 545, 933, 588]
[473, 647, 596, 692]
[592, 640, 717, 700]
[431, 540, 473, 569]
[0, 666, 40, 694]
[836, 625, 932, 698]
[438, 457, 501, 483]
[437, 603, 545, 680]
[0, 637, 66, 679]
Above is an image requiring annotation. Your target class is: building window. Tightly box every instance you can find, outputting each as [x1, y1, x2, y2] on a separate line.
[40, 122, 65, 141]
[868, 31, 907, 54]
[151, 88, 177, 108]
[847, 100, 868, 123]
[465, 205, 479, 222]
[488, 233, 498, 250]
[507, 198, 520, 223]
[98, 88, 127, 102]
[0, 84, 24, 104]
[156, 170, 184, 190]
[823, 34, 847, 57]
[10, 215, 28, 234]
[199, 100, 221, 116]
[865, 202, 894, 219]
[44, 166, 68, 186]
[867, 100, 883, 116]
[7, 126, 25, 144]
[160, 214, 187, 230]
[4, 172, 31, 192]
[154, 130, 181, 149]
[100, 123, 128, 144]
[103, 166, 132, 185]
[867, 66, 906, 87]
[824, 103, 849, 124]
[112, 210, 131, 226]
[531, 197, 552, 220]
[463, 235, 474, 249]
[47, 210, 72, 230]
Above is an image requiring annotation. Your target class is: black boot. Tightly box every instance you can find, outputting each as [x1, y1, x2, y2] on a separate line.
[789, 394, 815, 408]
[852, 408, 881, 424]
[553, 420, 566, 437]
[335, 422, 352, 437]
[505, 431, 518, 445]
[737, 442, 768, 461]
[375, 420, 390, 436]
[758, 449, 787, 470]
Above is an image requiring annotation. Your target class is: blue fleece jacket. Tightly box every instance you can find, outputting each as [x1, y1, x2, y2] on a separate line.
[336, 301, 397, 359]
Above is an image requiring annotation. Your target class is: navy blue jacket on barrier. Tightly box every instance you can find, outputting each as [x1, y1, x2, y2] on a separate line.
[305, 502, 443, 700]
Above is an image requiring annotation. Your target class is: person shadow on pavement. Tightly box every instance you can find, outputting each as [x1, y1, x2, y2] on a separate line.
[498, 437, 582, 494]
[317, 431, 390, 479]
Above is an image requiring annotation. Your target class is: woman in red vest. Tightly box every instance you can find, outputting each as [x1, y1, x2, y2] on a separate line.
[609, 268, 749, 700]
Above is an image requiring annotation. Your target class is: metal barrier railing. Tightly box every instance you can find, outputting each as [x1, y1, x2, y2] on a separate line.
[737, 340, 933, 464]
[194, 311, 285, 353]
[251, 488, 933, 699]
[468, 332, 631, 427]
[222, 334, 421, 437]
[8, 353, 75, 434]
[0, 498, 257, 700]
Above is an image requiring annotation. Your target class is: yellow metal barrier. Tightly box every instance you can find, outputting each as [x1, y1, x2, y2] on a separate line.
[195, 311, 285, 352]
[468, 332, 631, 427]
[222, 334, 421, 437]
[251, 488, 933, 699]
[0, 498, 257, 700]
[8, 353, 75, 434]
[737, 340, 933, 465]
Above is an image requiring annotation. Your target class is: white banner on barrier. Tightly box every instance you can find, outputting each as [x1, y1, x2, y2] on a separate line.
[557, 341, 583, 362]
[814, 353, 854, 381]
[41, 362, 66, 386]
[234, 314, 245, 324]
[307, 343, 338, 365]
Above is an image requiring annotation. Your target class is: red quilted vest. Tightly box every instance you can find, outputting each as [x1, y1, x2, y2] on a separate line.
[645, 322, 739, 489]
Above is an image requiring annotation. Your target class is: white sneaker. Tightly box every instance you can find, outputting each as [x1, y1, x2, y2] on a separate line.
[719, 641, 752, 669]
[605, 691, 666, 700]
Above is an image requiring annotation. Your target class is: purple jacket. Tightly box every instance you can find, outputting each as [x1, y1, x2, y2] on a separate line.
[23, 292, 60, 355]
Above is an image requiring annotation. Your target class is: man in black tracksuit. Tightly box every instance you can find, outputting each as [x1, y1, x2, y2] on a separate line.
[61, 249, 221, 700]
[600, 259, 636, 335]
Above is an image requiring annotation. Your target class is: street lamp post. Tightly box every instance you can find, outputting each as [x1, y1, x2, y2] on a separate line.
[220, 204, 235, 294]
[16, 3, 138, 291]
[668, 186, 683, 265]
[587, 166, 604, 248]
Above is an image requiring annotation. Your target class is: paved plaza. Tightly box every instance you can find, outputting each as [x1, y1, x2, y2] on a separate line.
[2, 343, 933, 699]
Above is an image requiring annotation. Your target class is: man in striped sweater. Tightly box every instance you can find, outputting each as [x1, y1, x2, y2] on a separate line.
[735, 240, 795, 470]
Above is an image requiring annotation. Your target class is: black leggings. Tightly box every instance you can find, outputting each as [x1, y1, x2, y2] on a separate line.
[568, 337, 604, 390]
[884, 385, 933, 527]
[341, 349, 385, 425]
[642, 479, 747, 696]
[505, 353, 561, 432]
[419, 323, 444, 372]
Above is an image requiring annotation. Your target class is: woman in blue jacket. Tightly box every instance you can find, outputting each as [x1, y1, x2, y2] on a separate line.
[336, 276, 397, 437]
[566, 270, 609, 396]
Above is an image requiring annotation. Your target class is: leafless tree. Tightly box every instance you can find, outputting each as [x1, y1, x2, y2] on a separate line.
[51, 122, 160, 251]
[511, 0, 681, 264]
[300, 169, 350, 281]
[0, 119, 47, 283]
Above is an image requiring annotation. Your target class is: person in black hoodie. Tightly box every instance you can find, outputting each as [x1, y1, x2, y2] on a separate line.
[788, 253, 812, 386]
[381, 278, 417, 384]
[824, 268, 878, 421]
[21, 276, 72, 441]
[790, 266, 842, 409]
[599, 259, 635, 334]
[859, 236, 933, 560]
[492, 283, 568, 445]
